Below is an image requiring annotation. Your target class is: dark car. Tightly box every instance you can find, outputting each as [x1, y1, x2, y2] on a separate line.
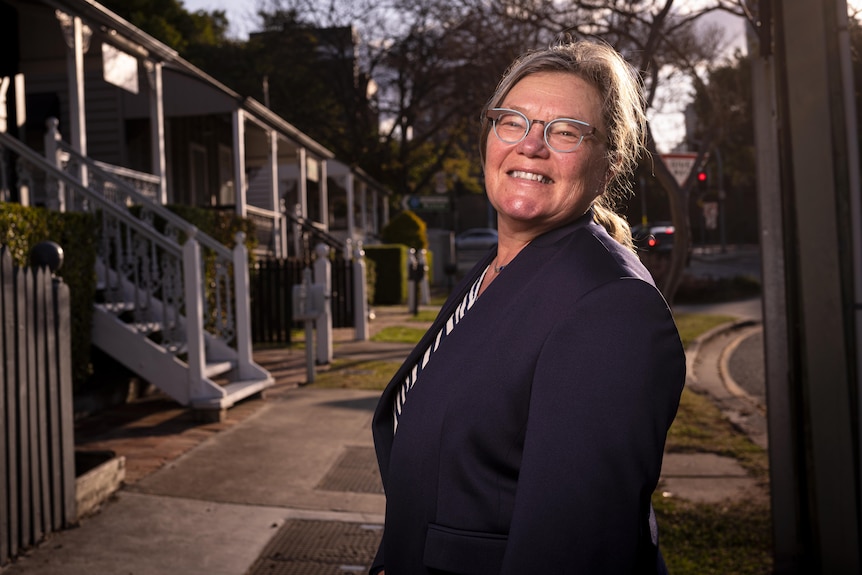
[632, 222, 675, 253]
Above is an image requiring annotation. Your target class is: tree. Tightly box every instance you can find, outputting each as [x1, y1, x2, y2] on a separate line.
[105, 0, 755, 301]
[469, 0, 752, 301]
[99, 0, 231, 52]
[689, 50, 759, 246]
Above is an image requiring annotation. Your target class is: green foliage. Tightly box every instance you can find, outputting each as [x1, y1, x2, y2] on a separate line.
[675, 275, 761, 304]
[99, 0, 231, 51]
[364, 244, 409, 305]
[164, 204, 257, 254]
[381, 210, 427, 250]
[654, 496, 772, 575]
[370, 325, 427, 344]
[0, 203, 98, 387]
[673, 313, 735, 349]
[363, 255, 377, 306]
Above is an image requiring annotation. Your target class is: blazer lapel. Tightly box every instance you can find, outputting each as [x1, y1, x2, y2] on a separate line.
[372, 248, 496, 476]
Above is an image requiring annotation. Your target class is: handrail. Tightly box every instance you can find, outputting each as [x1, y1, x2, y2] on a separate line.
[285, 209, 346, 251]
[93, 160, 161, 185]
[50, 134, 231, 260]
[0, 131, 181, 255]
[244, 203, 281, 220]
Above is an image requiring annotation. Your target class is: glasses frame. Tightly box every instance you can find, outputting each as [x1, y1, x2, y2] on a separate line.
[486, 107, 606, 153]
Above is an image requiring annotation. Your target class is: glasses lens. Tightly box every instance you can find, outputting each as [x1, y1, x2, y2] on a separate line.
[493, 111, 528, 143]
[546, 119, 586, 152]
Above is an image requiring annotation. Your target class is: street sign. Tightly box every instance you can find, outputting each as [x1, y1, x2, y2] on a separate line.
[402, 195, 450, 212]
[660, 152, 699, 187]
[702, 201, 719, 230]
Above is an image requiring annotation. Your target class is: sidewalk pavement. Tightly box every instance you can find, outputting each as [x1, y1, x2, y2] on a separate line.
[2, 302, 768, 575]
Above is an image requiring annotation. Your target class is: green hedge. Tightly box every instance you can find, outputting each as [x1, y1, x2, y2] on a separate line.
[363, 244, 434, 305]
[0, 203, 98, 387]
[381, 210, 428, 250]
[364, 244, 409, 305]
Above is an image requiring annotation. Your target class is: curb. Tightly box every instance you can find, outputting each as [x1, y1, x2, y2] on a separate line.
[718, 324, 767, 412]
[684, 318, 759, 389]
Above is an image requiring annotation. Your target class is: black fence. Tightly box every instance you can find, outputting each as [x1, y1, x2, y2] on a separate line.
[250, 256, 356, 345]
[0, 246, 76, 566]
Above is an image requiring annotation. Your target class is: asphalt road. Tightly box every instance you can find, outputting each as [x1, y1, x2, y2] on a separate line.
[728, 328, 766, 401]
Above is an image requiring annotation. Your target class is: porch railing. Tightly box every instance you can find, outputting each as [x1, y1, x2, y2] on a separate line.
[0, 129, 258, 397]
[93, 159, 161, 204]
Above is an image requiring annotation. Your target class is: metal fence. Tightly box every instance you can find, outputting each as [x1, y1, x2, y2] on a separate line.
[250, 256, 356, 345]
[0, 246, 76, 566]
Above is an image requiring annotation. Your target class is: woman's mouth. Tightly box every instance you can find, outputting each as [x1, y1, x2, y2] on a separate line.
[509, 170, 553, 184]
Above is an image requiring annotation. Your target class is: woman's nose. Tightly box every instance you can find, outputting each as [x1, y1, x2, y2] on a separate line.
[517, 123, 550, 157]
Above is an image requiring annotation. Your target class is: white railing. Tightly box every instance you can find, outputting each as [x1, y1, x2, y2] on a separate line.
[93, 160, 161, 203]
[0, 129, 256, 382]
[245, 203, 287, 258]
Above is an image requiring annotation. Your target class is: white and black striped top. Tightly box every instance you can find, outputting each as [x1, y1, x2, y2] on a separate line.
[392, 267, 489, 434]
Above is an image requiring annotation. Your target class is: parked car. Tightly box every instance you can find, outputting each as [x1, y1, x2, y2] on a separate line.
[455, 228, 499, 252]
[632, 222, 675, 253]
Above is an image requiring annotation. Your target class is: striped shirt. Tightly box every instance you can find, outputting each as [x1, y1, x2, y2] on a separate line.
[392, 267, 489, 434]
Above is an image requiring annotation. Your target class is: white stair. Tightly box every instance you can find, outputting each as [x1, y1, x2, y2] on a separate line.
[91, 303, 273, 412]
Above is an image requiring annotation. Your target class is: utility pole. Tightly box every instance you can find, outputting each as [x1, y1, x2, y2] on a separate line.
[751, 1, 862, 572]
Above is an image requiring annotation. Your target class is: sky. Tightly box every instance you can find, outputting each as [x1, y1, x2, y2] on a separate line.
[180, 0, 748, 153]
[182, 0, 259, 39]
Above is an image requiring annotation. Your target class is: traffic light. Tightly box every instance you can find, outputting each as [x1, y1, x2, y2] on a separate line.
[696, 169, 708, 191]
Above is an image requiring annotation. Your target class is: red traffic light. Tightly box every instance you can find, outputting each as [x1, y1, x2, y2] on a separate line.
[697, 171, 707, 182]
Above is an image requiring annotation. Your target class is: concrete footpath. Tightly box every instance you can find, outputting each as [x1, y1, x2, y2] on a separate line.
[1, 300, 768, 575]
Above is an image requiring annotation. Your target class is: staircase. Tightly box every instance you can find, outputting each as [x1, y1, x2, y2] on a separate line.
[0, 130, 273, 418]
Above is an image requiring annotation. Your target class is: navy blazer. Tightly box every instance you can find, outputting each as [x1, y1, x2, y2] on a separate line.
[371, 212, 686, 575]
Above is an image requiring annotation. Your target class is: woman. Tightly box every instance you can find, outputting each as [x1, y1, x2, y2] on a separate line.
[371, 40, 685, 575]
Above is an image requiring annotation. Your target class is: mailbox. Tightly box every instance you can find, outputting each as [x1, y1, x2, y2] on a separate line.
[292, 281, 325, 321]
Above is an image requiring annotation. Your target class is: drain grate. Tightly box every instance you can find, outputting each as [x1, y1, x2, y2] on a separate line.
[246, 519, 383, 575]
[316, 446, 383, 494]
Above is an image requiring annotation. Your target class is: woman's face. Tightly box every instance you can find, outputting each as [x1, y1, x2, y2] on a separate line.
[484, 71, 609, 236]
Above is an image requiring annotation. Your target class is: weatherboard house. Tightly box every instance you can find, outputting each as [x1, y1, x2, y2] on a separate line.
[0, 0, 391, 412]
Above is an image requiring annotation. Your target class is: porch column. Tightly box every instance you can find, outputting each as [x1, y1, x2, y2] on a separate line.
[297, 147, 308, 218]
[371, 187, 380, 236]
[381, 190, 389, 230]
[58, 11, 90, 187]
[268, 130, 278, 212]
[345, 171, 355, 241]
[319, 159, 329, 231]
[145, 61, 167, 204]
[232, 109, 247, 217]
[359, 181, 368, 240]
[268, 129, 281, 257]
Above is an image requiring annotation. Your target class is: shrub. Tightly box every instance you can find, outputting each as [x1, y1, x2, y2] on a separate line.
[381, 210, 427, 250]
[364, 244, 409, 305]
[0, 203, 98, 387]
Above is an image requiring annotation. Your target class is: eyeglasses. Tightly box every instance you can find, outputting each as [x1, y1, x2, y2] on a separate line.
[486, 108, 606, 153]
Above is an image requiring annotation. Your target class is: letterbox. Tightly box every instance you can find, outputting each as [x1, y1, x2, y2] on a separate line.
[292, 281, 325, 321]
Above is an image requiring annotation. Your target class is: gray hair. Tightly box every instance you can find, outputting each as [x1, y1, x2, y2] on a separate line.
[479, 40, 647, 202]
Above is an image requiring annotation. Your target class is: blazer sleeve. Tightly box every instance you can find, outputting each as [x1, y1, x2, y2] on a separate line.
[500, 278, 685, 573]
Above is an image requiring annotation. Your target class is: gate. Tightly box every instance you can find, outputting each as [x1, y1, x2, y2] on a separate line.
[0, 245, 76, 566]
[250, 255, 356, 345]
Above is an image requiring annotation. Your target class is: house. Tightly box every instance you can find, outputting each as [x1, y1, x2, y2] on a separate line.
[1, 0, 390, 254]
[0, 0, 390, 416]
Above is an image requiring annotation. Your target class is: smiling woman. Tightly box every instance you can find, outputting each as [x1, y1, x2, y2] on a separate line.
[370, 39, 686, 575]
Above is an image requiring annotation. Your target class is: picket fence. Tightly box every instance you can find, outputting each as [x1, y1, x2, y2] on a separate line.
[0, 246, 76, 566]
